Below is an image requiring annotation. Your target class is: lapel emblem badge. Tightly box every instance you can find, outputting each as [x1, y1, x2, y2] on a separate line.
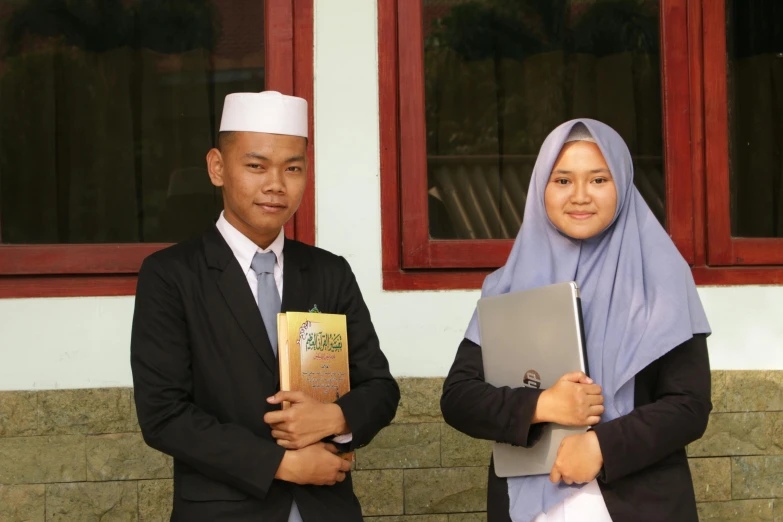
[309, 304, 320, 313]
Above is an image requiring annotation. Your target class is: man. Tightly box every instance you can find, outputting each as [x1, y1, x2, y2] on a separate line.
[131, 91, 400, 521]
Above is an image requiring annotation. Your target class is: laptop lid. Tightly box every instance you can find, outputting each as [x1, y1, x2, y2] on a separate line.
[477, 281, 588, 477]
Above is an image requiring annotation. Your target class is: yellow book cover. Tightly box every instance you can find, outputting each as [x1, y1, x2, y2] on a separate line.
[277, 311, 352, 461]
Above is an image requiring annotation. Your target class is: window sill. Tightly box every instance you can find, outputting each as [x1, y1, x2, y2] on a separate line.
[383, 266, 783, 291]
[0, 276, 139, 299]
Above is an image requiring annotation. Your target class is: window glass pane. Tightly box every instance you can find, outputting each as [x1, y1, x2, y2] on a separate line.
[727, 0, 783, 238]
[0, 0, 264, 244]
[423, 0, 663, 240]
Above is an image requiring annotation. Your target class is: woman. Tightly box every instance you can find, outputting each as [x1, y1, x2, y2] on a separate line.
[440, 119, 712, 522]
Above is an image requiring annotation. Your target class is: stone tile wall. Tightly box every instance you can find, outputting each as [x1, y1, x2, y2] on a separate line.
[0, 372, 780, 521]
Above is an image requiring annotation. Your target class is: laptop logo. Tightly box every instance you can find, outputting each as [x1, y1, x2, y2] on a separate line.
[523, 370, 541, 389]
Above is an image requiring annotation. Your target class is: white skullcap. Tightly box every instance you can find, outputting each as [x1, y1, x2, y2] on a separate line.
[564, 122, 596, 143]
[219, 91, 308, 138]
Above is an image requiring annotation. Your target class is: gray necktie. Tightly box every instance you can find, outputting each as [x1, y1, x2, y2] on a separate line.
[250, 251, 281, 355]
[251, 252, 301, 522]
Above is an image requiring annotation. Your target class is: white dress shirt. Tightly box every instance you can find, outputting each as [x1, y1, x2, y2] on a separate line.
[216, 212, 285, 300]
[532, 480, 613, 522]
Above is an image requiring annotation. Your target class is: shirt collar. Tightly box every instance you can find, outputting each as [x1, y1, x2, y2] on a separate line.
[215, 211, 285, 274]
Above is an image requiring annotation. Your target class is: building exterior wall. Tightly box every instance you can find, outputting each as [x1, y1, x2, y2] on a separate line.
[0, 374, 781, 520]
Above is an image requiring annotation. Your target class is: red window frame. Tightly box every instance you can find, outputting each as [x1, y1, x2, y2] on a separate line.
[380, 0, 783, 290]
[702, 0, 783, 267]
[0, 0, 315, 298]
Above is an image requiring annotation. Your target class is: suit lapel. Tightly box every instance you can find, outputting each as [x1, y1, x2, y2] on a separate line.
[217, 265, 279, 374]
[281, 238, 311, 314]
[204, 225, 278, 374]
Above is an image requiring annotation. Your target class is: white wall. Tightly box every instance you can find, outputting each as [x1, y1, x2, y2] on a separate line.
[0, 296, 135, 390]
[0, 0, 781, 391]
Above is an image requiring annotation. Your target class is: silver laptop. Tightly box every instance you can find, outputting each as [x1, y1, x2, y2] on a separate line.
[477, 281, 589, 477]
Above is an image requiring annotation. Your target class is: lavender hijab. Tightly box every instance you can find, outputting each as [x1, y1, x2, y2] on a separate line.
[464, 119, 711, 522]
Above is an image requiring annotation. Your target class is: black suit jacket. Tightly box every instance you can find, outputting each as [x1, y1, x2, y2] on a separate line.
[130, 225, 400, 522]
[441, 335, 711, 522]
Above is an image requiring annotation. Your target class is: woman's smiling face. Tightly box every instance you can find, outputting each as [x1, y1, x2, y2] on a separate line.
[544, 141, 618, 240]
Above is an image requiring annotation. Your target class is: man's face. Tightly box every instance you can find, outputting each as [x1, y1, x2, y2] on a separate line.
[207, 132, 307, 244]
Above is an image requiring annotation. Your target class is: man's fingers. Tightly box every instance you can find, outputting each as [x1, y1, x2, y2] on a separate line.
[267, 391, 309, 405]
[322, 443, 339, 454]
[277, 440, 304, 450]
[335, 472, 346, 483]
[263, 411, 288, 425]
[339, 459, 352, 472]
[271, 430, 292, 441]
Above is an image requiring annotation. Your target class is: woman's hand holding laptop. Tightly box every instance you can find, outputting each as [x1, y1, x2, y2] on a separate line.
[531, 371, 605, 427]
